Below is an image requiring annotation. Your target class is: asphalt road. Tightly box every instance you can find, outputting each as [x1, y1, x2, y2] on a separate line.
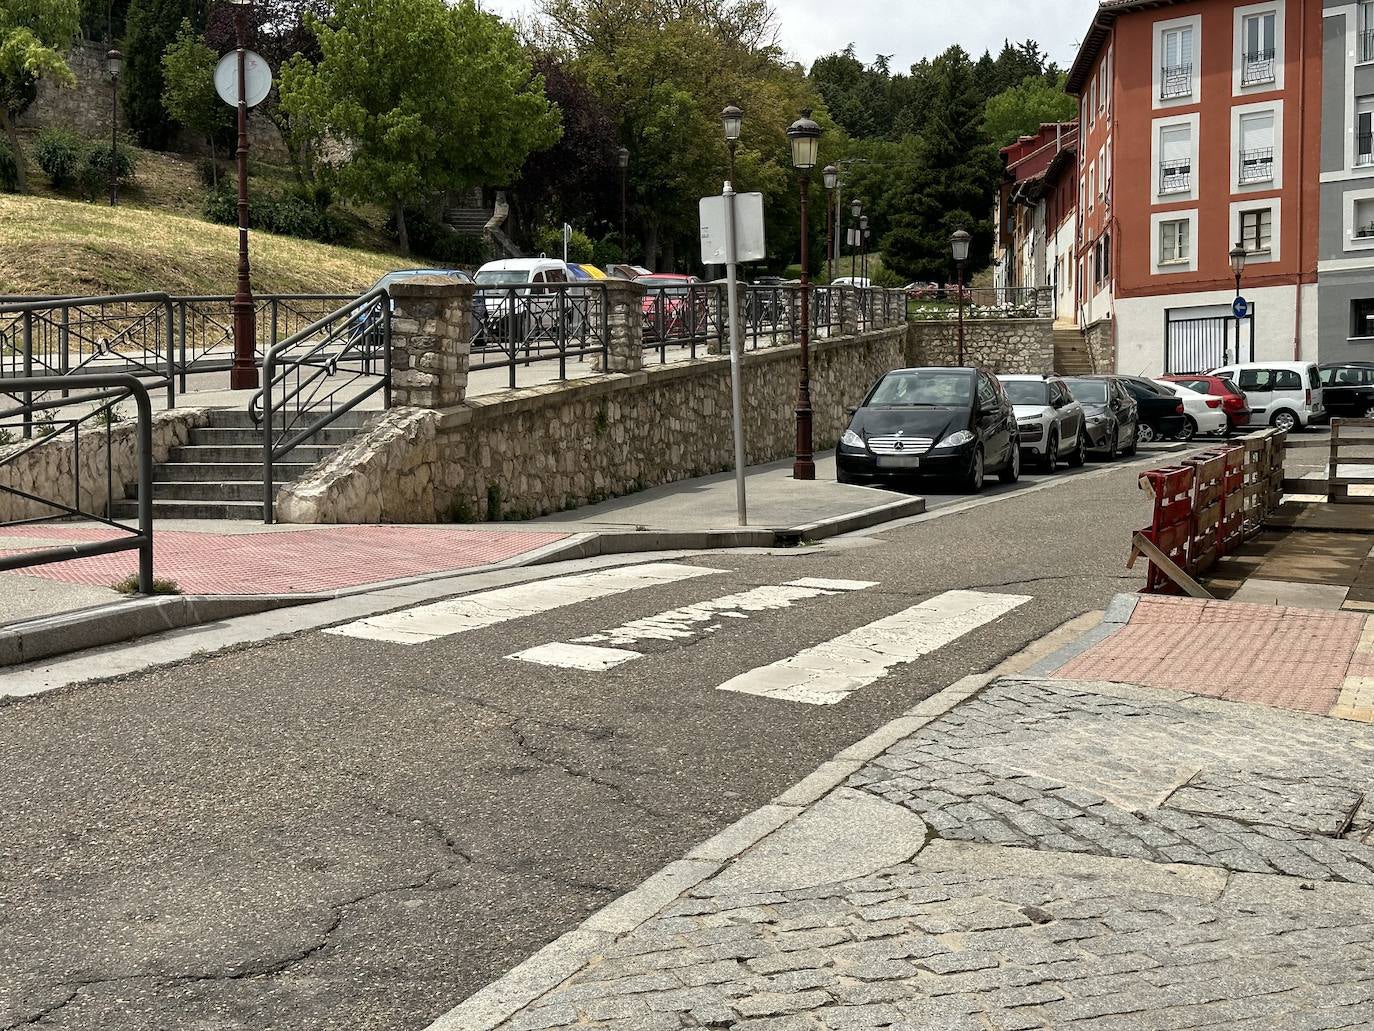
[0, 452, 1170, 1031]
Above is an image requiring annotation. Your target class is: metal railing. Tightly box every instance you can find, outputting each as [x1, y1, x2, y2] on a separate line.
[0, 375, 154, 593]
[907, 286, 1053, 321]
[252, 289, 391, 523]
[1361, 30, 1374, 63]
[1159, 161, 1192, 195]
[1238, 147, 1275, 184]
[1356, 221, 1374, 240]
[471, 283, 609, 389]
[1359, 133, 1374, 167]
[172, 294, 353, 390]
[1241, 49, 1276, 87]
[641, 283, 727, 362]
[1160, 63, 1192, 99]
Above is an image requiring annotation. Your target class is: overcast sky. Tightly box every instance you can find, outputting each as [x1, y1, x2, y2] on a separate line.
[482, 0, 1102, 72]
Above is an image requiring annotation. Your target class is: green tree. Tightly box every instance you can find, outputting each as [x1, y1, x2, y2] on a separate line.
[161, 19, 228, 183]
[122, 0, 203, 148]
[0, 0, 80, 192]
[983, 73, 1077, 147]
[281, 0, 559, 254]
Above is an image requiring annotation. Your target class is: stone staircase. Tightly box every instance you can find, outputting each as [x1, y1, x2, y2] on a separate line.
[110, 408, 370, 521]
[1053, 324, 1096, 376]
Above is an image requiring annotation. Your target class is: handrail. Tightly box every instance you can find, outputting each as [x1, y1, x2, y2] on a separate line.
[254, 287, 391, 523]
[0, 374, 154, 593]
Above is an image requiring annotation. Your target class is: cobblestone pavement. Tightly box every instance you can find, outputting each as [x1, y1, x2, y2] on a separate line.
[476, 678, 1374, 1031]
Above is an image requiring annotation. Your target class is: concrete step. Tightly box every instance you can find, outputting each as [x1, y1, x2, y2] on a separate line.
[110, 498, 265, 521]
[203, 408, 374, 431]
[166, 444, 338, 464]
[189, 426, 359, 447]
[143, 480, 285, 502]
[152, 462, 316, 482]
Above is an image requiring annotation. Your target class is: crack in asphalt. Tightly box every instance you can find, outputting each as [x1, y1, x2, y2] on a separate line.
[2, 987, 80, 1031]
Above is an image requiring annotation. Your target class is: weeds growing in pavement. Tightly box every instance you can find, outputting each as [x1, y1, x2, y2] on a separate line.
[111, 574, 182, 595]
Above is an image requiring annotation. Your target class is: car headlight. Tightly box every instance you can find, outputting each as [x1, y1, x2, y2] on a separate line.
[936, 430, 975, 448]
[840, 429, 865, 449]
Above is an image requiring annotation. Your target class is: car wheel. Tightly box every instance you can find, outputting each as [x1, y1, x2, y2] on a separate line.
[1364, 405, 1374, 419]
[1137, 422, 1157, 445]
[1040, 432, 1058, 474]
[1176, 416, 1197, 442]
[1104, 423, 1119, 461]
[1271, 409, 1298, 432]
[960, 446, 984, 494]
[1068, 430, 1088, 468]
[999, 441, 1021, 484]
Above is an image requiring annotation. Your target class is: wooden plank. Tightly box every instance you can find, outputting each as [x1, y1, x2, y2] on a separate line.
[1130, 532, 1215, 599]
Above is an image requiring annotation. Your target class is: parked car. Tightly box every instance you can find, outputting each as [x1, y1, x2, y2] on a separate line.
[1065, 376, 1139, 459]
[1318, 363, 1374, 420]
[473, 258, 581, 344]
[1103, 375, 1187, 444]
[362, 268, 478, 344]
[1160, 373, 1251, 432]
[830, 276, 871, 288]
[568, 263, 610, 281]
[637, 273, 709, 341]
[904, 282, 941, 299]
[1152, 380, 1227, 440]
[1210, 361, 1325, 431]
[606, 263, 653, 280]
[836, 367, 1020, 493]
[999, 374, 1088, 472]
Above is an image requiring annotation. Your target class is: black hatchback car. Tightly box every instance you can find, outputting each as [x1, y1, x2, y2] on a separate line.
[1084, 375, 1186, 444]
[836, 367, 1020, 493]
[1319, 363, 1374, 419]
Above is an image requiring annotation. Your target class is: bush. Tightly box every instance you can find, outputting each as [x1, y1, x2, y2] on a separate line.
[33, 128, 83, 188]
[195, 155, 223, 188]
[592, 236, 624, 268]
[0, 142, 17, 193]
[401, 210, 488, 266]
[533, 224, 594, 264]
[202, 187, 351, 245]
[872, 265, 905, 289]
[76, 141, 138, 202]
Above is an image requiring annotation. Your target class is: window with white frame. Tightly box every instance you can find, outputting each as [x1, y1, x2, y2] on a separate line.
[1159, 219, 1191, 264]
[1098, 146, 1106, 198]
[1355, 198, 1374, 241]
[1360, 97, 1374, 167]
[1088, 162, 1096, 210]
[1362, 1, 1374, 64]
[1161, 25, 1194, 99]
[1089, 77, 1097, 126]
[1241, 11, 1277, 87]
[1238, 111, 1275, 184]
[1239, 208, 1273, 252]
[1159, 125, 1192, 194]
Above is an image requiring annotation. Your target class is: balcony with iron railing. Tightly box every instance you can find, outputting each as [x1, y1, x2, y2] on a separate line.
[1238, 147, 1274, 185]
[1160, 63, 1192, 100]
[1159, 160, 1192, 196]
[1241, 48, 1277, 87]
[1357, 221, 1374, 240]
[1361, 30, 1374, 64]
[1359, 132, 1374, 167]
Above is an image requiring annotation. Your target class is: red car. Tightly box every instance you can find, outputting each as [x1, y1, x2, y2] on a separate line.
[637, 274, 710, 342]
[1161, 374, 1251, 432]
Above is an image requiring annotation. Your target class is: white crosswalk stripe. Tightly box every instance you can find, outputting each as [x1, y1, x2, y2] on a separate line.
[716, 590, 1032, 706]
[324, 563, 724, 645]
[507, 578, 879, 670]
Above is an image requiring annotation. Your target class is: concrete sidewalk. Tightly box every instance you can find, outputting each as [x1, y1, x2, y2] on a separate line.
[425, 595, 1374, 1031]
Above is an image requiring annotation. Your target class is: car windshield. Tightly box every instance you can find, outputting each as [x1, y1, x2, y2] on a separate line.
[475, 270, 530, 285]
[869, 371, 972, 407]
[638, 277, 692, 297]
[1066, 379, 1108, 404]
[1002, 381, 1050, 406]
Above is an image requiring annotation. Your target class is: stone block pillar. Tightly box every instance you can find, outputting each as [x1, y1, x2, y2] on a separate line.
[388, 276, 473, 409]
[837, 286, 861, 337]
[597, 279, 646, 374]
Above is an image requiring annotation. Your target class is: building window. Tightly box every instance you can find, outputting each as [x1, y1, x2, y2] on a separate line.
[1356, 198, 1374, 240]
[1101, 233, 1111, 281]
[1160, 125, 1192, 194]
[1359, 98, 1374, 167]
[1089, 76, 1097, 126]
[1361, 1, 1374, 64]
[1160, 25, 1194, 99]
[1159, 219, 1191, 264]
[1352, 298, 1374, 338]
[1088, 163, 1095, 210]
[1240, 208, 1273, 253]
[1238, 111, 1275, 184]
[1241, 12, 1277, 87]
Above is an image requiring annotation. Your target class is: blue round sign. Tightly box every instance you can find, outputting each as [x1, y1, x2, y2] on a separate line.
[1233, 296, 1250, 319]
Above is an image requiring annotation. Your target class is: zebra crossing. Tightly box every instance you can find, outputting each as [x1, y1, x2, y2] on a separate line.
[324, 562, 1032, 703]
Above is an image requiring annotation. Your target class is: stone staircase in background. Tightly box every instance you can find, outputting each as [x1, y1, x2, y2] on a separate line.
[109, 408, 370, 521]
[1053, 324, 1095, 377]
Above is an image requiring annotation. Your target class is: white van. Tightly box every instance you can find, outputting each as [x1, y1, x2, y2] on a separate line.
[1210, 361, 1325, 431]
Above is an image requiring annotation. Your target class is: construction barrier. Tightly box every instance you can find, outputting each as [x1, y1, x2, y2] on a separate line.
[1133, 428, 1287, 596]
[1328, 418, 1374, 504]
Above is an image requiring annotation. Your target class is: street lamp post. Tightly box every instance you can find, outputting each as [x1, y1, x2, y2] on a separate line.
[105, 49, 122, 207]
[822, 165, 837, 284]
[721, 104, 747, 524]
[849, 199, 861, 282]
[228, 0, 258, 390]
[859, 215, 869, 283]
[617, 146, 630, 266]
[951, 229, 971, 367]
[787, 109, 821, 481]
[1229, 241, 1248, 366]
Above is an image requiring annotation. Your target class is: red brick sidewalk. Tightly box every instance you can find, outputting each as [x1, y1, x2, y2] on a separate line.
[0, 525, 570, 595]
[1051, 594, 1374, 720]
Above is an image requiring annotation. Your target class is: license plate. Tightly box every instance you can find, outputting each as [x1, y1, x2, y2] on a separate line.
[878, 455, 921, 470]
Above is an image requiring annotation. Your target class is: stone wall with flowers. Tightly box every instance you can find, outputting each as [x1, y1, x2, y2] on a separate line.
[905, 319, 1055, 375]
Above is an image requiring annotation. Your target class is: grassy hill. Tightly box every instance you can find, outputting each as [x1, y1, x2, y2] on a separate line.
[0, 193, 409, 298]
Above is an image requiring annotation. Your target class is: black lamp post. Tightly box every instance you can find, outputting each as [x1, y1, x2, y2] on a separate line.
[787, 109, 821, 481]
[951, 229, 972, 366]
[1229, 241, 1248, 365]
[859, 214, 869, 283]
[722, 105, 742, 185]
[617, 146, 630, 265]
[228, 0, 258, 390]
[105, 49, 122, 207]
[822, 165, 837, 283]
[850, 198, 861, 281]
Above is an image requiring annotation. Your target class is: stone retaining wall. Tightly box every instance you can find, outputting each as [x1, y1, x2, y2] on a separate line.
[277, 326, 907, 524]
[1083, 318, 1117, 374]
[0, 408, 208, 523]
[905, 318, 1054, 374]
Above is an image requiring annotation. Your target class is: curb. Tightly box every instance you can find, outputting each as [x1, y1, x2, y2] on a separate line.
[0, 496, 927, 669]
[1022, 592, 1138, 678]
[421, 671, 990, 1031]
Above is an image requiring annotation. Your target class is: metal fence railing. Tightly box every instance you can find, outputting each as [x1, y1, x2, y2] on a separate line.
[1160, 63, 1192, 100]
[0, 374, 154, 593]
[471, 282, 610, 389]
[251, 289, 391, 523]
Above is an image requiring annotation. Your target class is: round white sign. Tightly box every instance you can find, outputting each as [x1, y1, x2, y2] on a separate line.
[215, 50, 272, 110]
